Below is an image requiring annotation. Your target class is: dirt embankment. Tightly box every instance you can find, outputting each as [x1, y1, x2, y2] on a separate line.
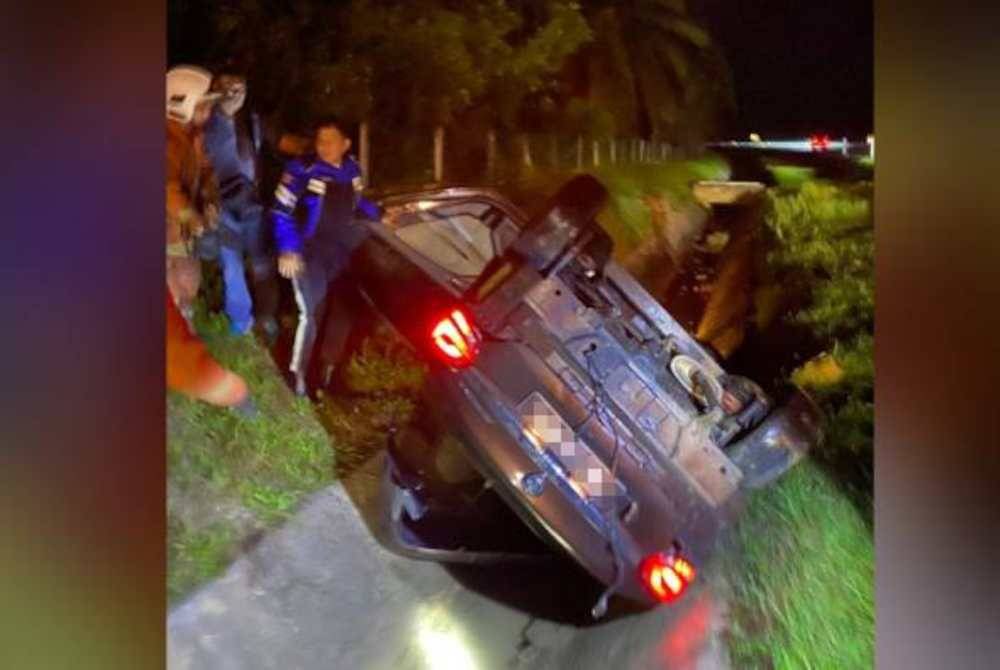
[621, 191, 768, 362]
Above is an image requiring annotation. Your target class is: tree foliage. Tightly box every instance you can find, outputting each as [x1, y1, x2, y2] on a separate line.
[570, 0, 736, 143]
[168, 0, 730, 143]
[171, 0, 590, 131]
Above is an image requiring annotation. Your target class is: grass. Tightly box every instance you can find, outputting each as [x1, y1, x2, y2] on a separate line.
[317, 324, 428, 477]
[722, 176, 874, 668]
[766, 164, 817, 189]
[498, 155, 730, 258]
[167, 305, 334, 604]
[722, 461, 874, 669]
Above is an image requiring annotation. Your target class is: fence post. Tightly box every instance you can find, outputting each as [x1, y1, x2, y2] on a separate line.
[433, 125, 444, 183]
[592, 139, 600, 167]
[550, 135, 558, 168]
[520, 134, 533, 169]
[486, 128, 496, 181]
[359, 120, 371, 187]
[576, 135, 583, 170]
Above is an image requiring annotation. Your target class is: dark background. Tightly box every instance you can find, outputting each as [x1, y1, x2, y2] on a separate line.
[702, 0, 873, 137]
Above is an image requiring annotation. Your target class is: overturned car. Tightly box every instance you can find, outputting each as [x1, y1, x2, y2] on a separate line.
[324, 175, 822, 617]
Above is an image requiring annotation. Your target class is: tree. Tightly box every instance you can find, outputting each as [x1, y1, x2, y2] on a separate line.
[573, 0, 735, 144]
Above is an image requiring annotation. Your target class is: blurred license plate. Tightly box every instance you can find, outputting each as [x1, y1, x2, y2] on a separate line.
[517, 392, 625, 500]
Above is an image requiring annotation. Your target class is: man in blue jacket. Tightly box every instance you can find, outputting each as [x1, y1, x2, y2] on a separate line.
[271, 116, 379, 396]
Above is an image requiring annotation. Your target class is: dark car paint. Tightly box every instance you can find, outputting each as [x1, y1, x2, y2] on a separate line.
[339, 180, 820, 608]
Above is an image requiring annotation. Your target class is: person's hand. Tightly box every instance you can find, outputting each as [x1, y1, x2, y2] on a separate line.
[188, 213, 206, 237]
[204, 203, 220, 230]
[278, 253, 304, 279]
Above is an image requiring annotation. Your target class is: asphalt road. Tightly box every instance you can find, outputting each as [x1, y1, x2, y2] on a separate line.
[167, 450, 731, 670]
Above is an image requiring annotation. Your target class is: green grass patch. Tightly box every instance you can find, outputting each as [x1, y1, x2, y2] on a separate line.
[766, 164, 817, 189]
[167, 307, 334, 603]
[318, 324, 427, 477]
[592, 157, 729, 251]
[723, 461, 874, 669]
[499, 155, 729, 258]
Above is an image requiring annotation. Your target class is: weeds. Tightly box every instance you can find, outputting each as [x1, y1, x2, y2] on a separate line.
[726, 177, 875, 668]
[723, 462, 874, 669]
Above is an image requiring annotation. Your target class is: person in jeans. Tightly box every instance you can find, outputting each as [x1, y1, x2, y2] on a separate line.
[166, 65, 221, 327]
[202, 73, 280, 340]
[270, 117, 379, 396]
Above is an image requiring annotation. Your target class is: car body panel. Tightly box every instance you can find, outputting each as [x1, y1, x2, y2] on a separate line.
[343, 176, 822, 607]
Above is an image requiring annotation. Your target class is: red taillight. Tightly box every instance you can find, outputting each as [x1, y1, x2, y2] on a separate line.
[639, 552, 697, 603]
[430, 308, 481, 368]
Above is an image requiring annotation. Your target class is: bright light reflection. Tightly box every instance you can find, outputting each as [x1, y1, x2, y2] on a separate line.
[415, 604, 478, 670]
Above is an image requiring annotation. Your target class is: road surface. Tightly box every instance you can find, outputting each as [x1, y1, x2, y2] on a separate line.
[167, 451, 732, 670]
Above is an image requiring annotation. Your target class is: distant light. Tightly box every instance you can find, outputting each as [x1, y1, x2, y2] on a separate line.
[416, 200, 437, 210]
[809, 134, 830, 151]
[748, 133, 761, 143]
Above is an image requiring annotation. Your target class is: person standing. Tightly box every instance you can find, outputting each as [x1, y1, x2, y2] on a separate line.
[166, 65, 221, 326]
[165, 66, 255, 416]
[270, 117, 379, 396]
[202, 73, 280, 341]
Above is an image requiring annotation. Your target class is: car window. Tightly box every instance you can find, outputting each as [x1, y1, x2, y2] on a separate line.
[492, 218, 519, 253]
[394, 202, 497, 278]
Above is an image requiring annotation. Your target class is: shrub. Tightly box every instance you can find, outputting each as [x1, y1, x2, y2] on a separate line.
[764, 180, 874, 495]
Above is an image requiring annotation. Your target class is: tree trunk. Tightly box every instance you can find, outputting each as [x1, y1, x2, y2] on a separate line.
[576, 136, 583, 170]
[486, 129, 497, 181]
[610, 138, 616, 164]
[359, 120, 371, 187]
[521, 134, 533, 169]
[433, 126, 444, 183]
[550, 135, 558, 168]
[592, 139, 600, 167]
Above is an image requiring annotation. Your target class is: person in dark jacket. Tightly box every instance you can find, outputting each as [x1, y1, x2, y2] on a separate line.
[203, 73, 280, 341]
[270, 117, 379, 396]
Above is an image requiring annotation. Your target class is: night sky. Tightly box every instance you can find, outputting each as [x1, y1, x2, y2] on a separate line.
[700, 0, 873, 139]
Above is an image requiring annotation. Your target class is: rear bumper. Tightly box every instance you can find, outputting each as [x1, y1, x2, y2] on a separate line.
[726, 387, 824, 489]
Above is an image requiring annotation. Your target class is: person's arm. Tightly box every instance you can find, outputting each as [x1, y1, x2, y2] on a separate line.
[196, 136, 221, 230]
[270, 160, 308, 254]
[349, 162, 380, 220]
[166, 129, 199, 244]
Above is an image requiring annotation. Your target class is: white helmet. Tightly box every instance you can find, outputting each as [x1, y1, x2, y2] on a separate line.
[166, 65, 220, 124]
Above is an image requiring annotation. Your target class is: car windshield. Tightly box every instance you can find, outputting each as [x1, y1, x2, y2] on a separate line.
[393, 201, 501, 278]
